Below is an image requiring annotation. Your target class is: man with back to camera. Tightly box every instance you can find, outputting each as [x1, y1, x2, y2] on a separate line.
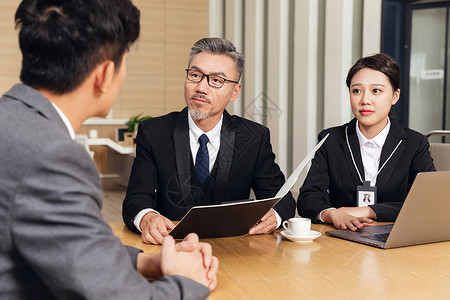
[123, 37, 296, 245]
[0, 0, 218, 299]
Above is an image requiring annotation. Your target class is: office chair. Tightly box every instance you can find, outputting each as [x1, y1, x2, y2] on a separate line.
[426, 130, 450, 171]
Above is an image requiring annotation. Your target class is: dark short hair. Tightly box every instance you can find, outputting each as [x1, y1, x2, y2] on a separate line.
[346, 53, 400, 91]
[15, 0, 140, 94]
[188, 37, 244, 81]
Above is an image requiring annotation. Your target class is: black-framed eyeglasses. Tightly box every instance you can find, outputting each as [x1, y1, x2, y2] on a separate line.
[185, 69, 239, 88]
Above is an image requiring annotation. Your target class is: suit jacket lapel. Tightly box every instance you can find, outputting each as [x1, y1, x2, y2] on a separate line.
[173, 108, 193, 209]
[213, 110, 235, 204]
[376, 119, 407, 187]
[343, 119, 365, 184]
[4, 84, 69, 135]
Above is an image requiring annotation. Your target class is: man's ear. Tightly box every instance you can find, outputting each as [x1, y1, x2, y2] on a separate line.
[229, 83, 242, 103]
[94, 60, 116, 93]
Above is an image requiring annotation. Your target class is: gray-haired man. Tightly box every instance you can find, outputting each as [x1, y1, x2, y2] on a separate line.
[123, 37, 296, 245]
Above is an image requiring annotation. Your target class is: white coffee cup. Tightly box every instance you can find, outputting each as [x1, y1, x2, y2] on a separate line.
[282, 217, 311, 236]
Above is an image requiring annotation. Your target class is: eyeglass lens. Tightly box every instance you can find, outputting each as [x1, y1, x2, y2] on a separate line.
[186, 69, 225, 88]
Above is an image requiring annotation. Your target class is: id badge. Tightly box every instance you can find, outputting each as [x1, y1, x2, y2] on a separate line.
[356, 181, 377, 207]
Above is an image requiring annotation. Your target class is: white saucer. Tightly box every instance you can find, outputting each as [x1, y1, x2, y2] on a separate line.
[280, 230, 322, 243]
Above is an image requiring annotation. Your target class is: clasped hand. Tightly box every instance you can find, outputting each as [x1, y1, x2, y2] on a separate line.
[138, 233, 218, 291]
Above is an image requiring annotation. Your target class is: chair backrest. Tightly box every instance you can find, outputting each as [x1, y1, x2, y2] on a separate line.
[429, 143, 450, 171]
[427, 130, 450, 171]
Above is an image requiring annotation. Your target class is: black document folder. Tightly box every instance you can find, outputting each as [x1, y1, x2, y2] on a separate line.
[170, 134, 329, 239]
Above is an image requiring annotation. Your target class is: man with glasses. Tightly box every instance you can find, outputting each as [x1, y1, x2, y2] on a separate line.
[123, 37, 295, 244]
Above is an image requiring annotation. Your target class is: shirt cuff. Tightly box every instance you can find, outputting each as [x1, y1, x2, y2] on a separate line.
[133, 209, 160, 232]
[317, 207, 336, 222]
[273, 209, 282, 228]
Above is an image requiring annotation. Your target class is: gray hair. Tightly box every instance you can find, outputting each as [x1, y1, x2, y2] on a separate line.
[188, 37, 244, 81]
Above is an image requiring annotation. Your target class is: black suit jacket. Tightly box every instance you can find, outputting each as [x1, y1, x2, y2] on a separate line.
[123, 108, 295, 232]
[297, 118, 435, 222]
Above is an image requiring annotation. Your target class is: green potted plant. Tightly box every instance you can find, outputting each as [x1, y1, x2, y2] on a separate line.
[126, 113, 152, 133]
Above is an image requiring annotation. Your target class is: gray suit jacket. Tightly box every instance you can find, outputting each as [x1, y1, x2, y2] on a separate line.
[0, 84, 210, 299]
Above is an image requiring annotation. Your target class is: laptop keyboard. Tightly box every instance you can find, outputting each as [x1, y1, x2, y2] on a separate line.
[360, 233, 390, 243]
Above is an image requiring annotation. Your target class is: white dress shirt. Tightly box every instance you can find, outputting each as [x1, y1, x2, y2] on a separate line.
[51, 102, 75, 140]
[188, 112, 222, 172]
[317, 118, 390, 222]
[355, 118, 390, 186]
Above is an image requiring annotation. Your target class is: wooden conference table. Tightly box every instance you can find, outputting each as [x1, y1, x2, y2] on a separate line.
[109, 222, 450, 299]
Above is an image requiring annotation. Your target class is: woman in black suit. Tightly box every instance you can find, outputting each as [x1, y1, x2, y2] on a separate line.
[297, 53, 435, 230]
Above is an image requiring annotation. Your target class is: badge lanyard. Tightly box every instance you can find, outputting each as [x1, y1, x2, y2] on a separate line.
[345, 126, 402, 206]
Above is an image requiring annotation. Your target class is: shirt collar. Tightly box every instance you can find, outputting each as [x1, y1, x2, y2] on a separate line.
[356, 118, 391, 148]
[188, 112, 223, 144]
[50, 102, 76, 140]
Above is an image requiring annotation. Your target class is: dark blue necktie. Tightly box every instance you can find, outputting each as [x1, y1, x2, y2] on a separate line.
[195, 134, 209, 184]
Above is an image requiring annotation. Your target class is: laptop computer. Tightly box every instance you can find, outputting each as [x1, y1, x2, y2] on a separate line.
[326, 171, 450, 249]
[169, 134, 329, 239]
